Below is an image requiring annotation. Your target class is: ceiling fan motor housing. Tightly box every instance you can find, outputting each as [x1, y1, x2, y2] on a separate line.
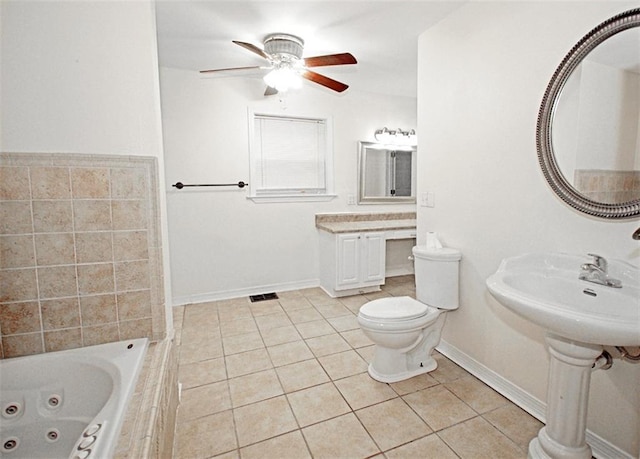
[264, 33, 304, 60]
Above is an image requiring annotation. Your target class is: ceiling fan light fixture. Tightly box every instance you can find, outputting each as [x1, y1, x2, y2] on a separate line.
[263, 66, 302, 93]
[264, 33, 304, 59]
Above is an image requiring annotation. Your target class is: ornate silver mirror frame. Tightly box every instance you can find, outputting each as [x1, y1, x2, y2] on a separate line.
[537, 8, 640, 219]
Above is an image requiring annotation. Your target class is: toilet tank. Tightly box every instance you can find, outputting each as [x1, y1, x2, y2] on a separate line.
[412, 245, 461, 310]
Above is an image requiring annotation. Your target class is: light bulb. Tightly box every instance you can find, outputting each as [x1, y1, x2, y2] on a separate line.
[263, 67, 302, 93]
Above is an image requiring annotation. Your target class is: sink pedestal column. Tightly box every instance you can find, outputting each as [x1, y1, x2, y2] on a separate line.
[529, 334, 602, 459]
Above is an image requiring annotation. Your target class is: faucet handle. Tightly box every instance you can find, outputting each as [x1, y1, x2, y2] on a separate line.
[587, 253, 607, 271]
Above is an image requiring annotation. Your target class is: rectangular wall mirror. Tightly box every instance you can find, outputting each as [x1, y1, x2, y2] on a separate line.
[358, 141, 417, 204]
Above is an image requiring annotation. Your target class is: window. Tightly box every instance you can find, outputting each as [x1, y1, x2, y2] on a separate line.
[248, 111, 335, 202]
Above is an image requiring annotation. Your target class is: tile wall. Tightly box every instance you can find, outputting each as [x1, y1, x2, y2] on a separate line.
[0, 153, 165, 358]
[574, 169, 640, 204]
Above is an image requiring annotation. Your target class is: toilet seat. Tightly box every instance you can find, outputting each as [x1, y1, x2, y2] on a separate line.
[359, 296, 429, 321]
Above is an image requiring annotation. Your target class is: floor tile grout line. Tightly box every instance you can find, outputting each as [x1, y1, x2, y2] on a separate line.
[174, 278, 530, 459]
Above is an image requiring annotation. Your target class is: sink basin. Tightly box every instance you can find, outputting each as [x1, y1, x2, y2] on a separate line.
[486, 252, 640, 346]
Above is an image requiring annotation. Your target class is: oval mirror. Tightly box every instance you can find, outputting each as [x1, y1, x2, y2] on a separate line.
[537, 8, 640, 219]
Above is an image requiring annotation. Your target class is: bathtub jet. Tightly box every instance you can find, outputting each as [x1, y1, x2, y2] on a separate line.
[0, 338, 148, 459]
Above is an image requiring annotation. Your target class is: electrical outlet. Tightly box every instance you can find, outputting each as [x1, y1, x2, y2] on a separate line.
[347, 194, 356, 205]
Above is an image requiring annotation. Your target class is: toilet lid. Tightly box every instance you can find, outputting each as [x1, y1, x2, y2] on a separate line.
[359, 296, 429, 321]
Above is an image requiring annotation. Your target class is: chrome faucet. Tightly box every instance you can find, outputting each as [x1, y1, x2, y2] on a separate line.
[579, 253, 622, 288]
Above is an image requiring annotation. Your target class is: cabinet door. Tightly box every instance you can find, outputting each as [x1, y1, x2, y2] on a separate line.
[336, 233, 360, 287]
[362, 232, 386, 283]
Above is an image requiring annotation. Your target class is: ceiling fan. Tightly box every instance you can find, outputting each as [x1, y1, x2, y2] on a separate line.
[200, 33, 357, 95]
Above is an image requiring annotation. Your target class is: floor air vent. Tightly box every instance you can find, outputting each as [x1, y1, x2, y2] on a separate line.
[249, 292, 279, 302]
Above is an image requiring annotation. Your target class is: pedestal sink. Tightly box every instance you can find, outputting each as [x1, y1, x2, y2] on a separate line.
[486, 253, 640, 459]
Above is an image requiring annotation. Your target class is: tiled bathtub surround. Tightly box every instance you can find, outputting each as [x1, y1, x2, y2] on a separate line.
[0, 153, 165, 358]
[574, 169, 640, 204]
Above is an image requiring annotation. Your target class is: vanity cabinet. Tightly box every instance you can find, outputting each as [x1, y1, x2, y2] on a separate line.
[319, 231, 386, 297]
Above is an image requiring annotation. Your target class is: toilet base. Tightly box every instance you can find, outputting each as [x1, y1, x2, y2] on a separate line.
[367, 355, 438, 383]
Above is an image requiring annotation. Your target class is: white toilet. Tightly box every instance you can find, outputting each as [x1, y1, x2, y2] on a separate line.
[358, 244, 461, 383]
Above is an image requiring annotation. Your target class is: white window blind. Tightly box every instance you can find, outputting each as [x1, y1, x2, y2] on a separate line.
[249, 113, 334, 201]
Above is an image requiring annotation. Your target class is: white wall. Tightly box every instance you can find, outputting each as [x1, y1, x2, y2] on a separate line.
[576, 60, 640, 171]
[418, 2, 639, 456]
[160, 67, 417, 304]
[1, 0, 173, 331]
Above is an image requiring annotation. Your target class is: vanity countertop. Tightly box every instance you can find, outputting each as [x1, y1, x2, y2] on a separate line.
[316, 219, 416, 234]
[315, 212, 416, 234]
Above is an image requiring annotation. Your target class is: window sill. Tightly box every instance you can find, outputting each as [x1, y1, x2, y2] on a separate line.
[247, 194, 337, 203]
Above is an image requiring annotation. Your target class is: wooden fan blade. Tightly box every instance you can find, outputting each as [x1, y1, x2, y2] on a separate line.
[264, 86, 278, 96]
[232, 40, 268, 59]
[199, 65, 263, 74]
[302, 70, 349, 93]
[304, 53, 357, 67]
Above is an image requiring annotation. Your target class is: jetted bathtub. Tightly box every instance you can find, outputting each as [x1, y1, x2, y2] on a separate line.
[0, 338, 148, 459]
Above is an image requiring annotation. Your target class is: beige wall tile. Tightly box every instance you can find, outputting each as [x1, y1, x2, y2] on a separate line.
[32, 200, 73, 233]
[113, 230, 148, 261]
[0, 201, 33, 235]
[0, 153, 163, 357]
[80, 294, 117, 326]
[73, 200, 112, 231]
[75, 232, 113, 263]
[0, 166, 31, 200]
[30, 167, 70, 199]
[44, 327, 82, 352]
[120, 317, 152, 340]
[115, 260, 150, 291]
[112, 200, 147, 230]
[0, 301, 41, 334]
[77, 263, 114, 295]
[35, 233, 75, 266]
[0, 235, 35, 269]
[83, 323, 119, 346]
[0, 268, 38, 302]
[37, 265, 78, 299]
[41, 297, 81, 330]
[110, 167, 148, 199]
[117, 289, 151, 320]
[70, 167, 110, 198]
[2, 332, 43, 357]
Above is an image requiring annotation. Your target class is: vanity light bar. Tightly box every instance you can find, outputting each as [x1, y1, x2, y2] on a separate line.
[374, 127, 417, 145]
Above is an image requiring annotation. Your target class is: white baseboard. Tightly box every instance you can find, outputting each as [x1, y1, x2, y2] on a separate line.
[385, 267, 415, 277]
[171, 278, 320, 306]
[436, 340, 634, 459]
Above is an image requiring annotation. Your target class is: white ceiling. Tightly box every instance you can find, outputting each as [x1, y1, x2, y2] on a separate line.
[154, 1, 466, 98]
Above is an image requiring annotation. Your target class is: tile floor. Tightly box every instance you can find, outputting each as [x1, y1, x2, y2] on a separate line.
[172, 276, 543, 459]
